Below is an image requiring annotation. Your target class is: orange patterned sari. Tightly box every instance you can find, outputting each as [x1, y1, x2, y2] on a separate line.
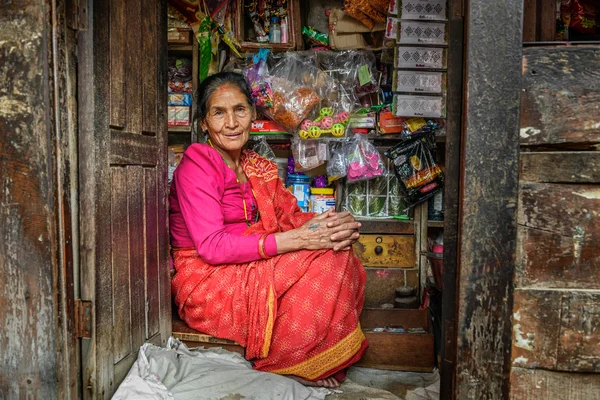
[171, 150, 367, 380]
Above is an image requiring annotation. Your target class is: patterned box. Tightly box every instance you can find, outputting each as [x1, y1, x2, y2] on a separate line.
[393, 95, 446, 118]
[397, 21, 447, 44]
[395, 46, 447, 69]
[392, 71, 445, 93]
[398, 0, 447, 21]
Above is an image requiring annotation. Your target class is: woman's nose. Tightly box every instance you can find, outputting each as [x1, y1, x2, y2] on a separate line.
[225, 111, 238, 127]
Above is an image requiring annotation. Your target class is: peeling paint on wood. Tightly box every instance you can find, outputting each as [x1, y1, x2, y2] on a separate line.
[0, 1, 59, 398]
[455, 0, 523, 397]
[516, 182, 600, 289]
[520, 46, 600, 145]
[510, 367, 600, 399]
[512, 289, 600, 372]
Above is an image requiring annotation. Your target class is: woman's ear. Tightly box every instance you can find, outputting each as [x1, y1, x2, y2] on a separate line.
[200, 119, 208, 132]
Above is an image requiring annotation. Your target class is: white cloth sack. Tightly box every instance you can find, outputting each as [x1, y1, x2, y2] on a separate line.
[112, 337, 330, 400]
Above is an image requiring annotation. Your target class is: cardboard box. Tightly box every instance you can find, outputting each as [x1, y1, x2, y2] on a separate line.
[328, 9, 385, 50]
[168, 29, 192, 45]
[168, 106, 190, 126]
[250, 120, 288, 135]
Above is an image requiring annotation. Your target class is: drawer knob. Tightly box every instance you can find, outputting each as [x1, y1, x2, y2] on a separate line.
[374, 246, 383, 255]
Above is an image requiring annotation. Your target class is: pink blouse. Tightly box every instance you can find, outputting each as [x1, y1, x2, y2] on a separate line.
[169, 144, 277, 264]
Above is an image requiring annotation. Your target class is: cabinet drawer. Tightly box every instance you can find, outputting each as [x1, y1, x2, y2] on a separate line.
[353, 234, 416, 268]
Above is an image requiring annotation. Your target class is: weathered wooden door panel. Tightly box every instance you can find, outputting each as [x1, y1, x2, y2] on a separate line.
[512, 46, 600, 398]
[79, 0, 169, 398]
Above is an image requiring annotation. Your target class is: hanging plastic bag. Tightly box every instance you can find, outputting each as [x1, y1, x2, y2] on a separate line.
[243, 49, 274, 108]
[290, 138, 328, 172]
[384, 132, 444, 208]
[251, 136, 276, 160]
[263, 52, 328, 131]
[346, 134, 386, 182]
[326, 141, 350, 183]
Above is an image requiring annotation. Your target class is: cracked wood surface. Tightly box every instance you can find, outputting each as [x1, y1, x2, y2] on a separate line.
[0, 1, 59, 398]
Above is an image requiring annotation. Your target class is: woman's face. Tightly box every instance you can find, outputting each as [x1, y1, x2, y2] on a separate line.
[201, 84, 254, 153]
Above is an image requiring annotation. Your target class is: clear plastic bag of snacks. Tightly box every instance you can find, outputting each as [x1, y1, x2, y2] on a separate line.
[290, 137, 329, 172]
[326, 140, 350, 183]
[384, 132, 444, 208]
[346, 134, 386, 182]
[263, 52, 329, 131]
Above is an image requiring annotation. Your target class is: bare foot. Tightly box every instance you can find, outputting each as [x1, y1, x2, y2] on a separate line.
[285, 375, 340, 388]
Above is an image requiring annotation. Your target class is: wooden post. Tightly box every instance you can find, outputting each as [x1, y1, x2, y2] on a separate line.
[450, 0, 524, 398]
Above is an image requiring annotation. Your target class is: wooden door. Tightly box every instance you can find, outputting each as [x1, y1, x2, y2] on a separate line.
[510, 45, 600, 398]
[78, 0, 170, 398]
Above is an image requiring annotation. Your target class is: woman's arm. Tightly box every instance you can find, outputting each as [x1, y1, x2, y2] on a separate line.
[173, 145, 271, 264]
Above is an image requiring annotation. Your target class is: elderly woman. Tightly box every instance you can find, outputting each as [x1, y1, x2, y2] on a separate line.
[170, 72, 367, 388]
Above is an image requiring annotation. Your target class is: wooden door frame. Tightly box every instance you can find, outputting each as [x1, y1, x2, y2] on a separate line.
[440, 0, 524, 398]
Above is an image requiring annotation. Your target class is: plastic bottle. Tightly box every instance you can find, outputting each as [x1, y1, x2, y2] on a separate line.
[280, 16, 288, 44]
[309, 188, 335, 213]
[270, 17, 281, 44]
[286, 174, 310, 212]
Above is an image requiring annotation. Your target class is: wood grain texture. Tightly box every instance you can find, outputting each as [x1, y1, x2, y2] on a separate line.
[78, 0, 170, 397]
[110, 130, 159, 166]
[510, 367, 600, 400]
[358, 220, 414, 234]
[520, 152, 600, 183]
[539, 0, 557, 41]
[128, 166, 146, 351]
[456, 0, 523, 398]
[364, 268, 411, 308]
[0, 2, 59, 398]
[520, 46, 600, 145]
[353, 234, 415, 268]
[125, 0, 143, 134]
[439, 3, 465, 396]
[141, 0, 157, 135]
[360, 308, 429, 330]
[522, 0, 537, 42]
[512, 289, 600, 372]
[516, 182, 600, 289]
[109, 0, 126, 128]
[357, 332, 434, 372]
[111, 168, 131, 363]
[144, 168, 160, 339]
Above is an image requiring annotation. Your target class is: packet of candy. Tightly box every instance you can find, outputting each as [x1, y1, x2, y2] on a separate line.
[384, 132, 444, 208]
[346, 134, 386, 182]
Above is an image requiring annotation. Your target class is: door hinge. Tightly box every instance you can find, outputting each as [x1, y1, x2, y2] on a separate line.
[66, 0, 88, 31]
[75, 300, 92, 339]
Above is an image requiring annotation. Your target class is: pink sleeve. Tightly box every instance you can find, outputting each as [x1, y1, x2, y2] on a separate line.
[173, 145, 276, 264]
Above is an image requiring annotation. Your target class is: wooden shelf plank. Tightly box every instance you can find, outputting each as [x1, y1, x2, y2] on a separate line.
[168, 44, 193, 52]
[168, 126, 191, 133]
[358, 219, 415, 235]
[428, 221, 444, 228]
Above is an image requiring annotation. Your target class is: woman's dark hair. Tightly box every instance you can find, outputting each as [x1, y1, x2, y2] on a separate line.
[196, 72, 253, 121]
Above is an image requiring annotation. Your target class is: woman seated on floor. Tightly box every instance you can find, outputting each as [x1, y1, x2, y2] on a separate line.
[170, 72, 367, 388]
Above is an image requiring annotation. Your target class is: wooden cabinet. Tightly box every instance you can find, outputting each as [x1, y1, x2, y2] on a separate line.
[353, 234, 416, 268]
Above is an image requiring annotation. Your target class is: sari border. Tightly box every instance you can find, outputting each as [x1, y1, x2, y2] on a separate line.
[268, 325, 366, 380]
[261, 285, 276, 358]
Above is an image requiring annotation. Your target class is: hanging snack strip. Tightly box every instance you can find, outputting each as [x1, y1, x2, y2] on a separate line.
[384, 132, 444, 208]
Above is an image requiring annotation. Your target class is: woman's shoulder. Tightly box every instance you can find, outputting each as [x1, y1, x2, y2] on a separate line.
[184, 143, 221, 163]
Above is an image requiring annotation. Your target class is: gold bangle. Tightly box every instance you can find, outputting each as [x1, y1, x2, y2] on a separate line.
[258, 233, 272, 259]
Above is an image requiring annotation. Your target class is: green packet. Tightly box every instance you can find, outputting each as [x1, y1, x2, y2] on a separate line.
[302, 26, 329, 46]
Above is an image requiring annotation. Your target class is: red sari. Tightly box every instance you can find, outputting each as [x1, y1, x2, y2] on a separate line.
[171, 150, 367, 380]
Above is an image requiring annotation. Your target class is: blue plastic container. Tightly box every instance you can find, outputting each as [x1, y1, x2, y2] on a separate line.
[286, 174, 311, 212]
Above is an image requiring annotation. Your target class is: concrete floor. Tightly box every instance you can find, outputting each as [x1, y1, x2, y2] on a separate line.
[327, 367, 440, 400]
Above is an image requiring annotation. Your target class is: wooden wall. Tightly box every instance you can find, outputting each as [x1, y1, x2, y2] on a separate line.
[0, 1, 61, 398]
[512, 46, 600, 398]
